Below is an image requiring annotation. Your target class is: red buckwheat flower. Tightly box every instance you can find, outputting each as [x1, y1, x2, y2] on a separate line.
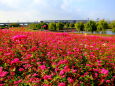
[0, 67, 8, 77]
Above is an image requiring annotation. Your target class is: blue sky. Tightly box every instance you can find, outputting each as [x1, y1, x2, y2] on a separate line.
[0, 0, 115, 22]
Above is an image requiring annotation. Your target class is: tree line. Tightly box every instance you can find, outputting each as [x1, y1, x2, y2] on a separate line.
[0, 20, 115, 32]
[27, 20, 115, 32]
[0, 23, 20, 29]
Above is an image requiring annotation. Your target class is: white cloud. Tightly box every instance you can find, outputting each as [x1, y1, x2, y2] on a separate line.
[0, 0, 22, 8]
[0, 0, 114, 22]
[0, 10, 41, 22]
[60, 0, 89, 11]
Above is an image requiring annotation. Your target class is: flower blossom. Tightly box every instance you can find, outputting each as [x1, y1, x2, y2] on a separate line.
[0, 67, 8, 77]
[19, 68, 24, 71]
[100, 68, 109, 75]
[39, 65, 46, 70]
[43, 75, 52, 80]
[58, 82, 66, 86]
[11, 58, 20, 64]
[14, 80, 22, 84]
[59, 70, 65, 76]
[67, 77, 74, 83]
[12, 35, 27, 41]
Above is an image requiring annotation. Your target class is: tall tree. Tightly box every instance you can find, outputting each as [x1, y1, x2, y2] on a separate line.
[48, 22, 56, 31]
[110, 20, 115, 32]
[84, 20, 97, 33]
[28, 23, 41, 30]
[75, 22, 84, 32]
[41, 23, 48, 30]
[8, 23, 20, 27]
[56, 22, 64, 31]
[97, 20, 108, 32]
[69, 23, 75, 28]
[64, 23, 69, 28]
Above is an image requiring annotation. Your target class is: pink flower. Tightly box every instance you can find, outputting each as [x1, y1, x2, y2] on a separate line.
[0, 67, 8, 77]
[42, 25, 47, 28]
[72, 69, 77, 73]
[11, 58, 20, 64]
[4, 53, 12, 56]
[93, 69, 99, 72]
[24, 54, 32, 60]
[0, 71, 8, 77]
[32, 73, 38, 77]
[61, 75, 66, 78]
[58, 82, 66, 86]
[100, 79, 104, 84]
[23, 64, 32, 69]
[10, 72, 15, 76]
[14, 80, 22, 84]
[0, 84, 4, 86]
[94, 73, 98, 77]
[55, 68, 59, 72]
[106, 80, 110, 83]
[0, 48, 3, 51]
[100, 68, 109, 75]
[59, 70, 65, 76]
[39, 65, 46, 70]
[30, 46, 37, 52]
[36, 62, 41, 65]
[43, 84, 49, 86]
[64, 66, 70, 72]
[43, 75, 52, 80]
[58, 60, 68, 65]
[32, 80, 40, 83]
[51, 56, 57, 60]
[86, 64, 92, 67]
[19, 68, 24, 71]
[0, 67, 3, 72]
[67, 77, 74, 83]
[12, 35, 27, 41]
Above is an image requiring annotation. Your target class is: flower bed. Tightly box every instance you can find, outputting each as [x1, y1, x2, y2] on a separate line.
[0, 29, 115, 86]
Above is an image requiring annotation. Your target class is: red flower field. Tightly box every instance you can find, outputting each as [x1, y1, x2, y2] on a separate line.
[0, 29, 115, 86]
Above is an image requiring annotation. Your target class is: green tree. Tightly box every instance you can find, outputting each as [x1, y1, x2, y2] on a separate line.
[110, 20, 115, 32]
[40, 22, 47, 26]
[84, 20, 97, 33]
[48, 22, 56, 31]
[97, 20, 108, 32]
[0, 25, 8, 29]
[56, 22, 64, 31]
[40, 23, 48, 30]
[64, 23, 70, 28]
[69, 23, 75, 28]
[28, 23, 41, 30]
[75, 22, 84, 32]
[8, 23, 20, 27]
